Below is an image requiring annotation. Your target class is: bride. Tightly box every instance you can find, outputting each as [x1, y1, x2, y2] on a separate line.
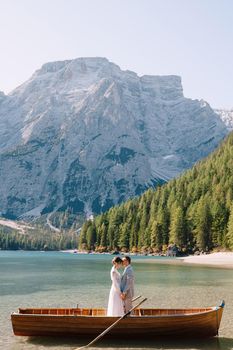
[107, 256, 124, 316]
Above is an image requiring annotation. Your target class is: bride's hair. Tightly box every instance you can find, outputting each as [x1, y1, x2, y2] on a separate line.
[112, 256, 123, 265]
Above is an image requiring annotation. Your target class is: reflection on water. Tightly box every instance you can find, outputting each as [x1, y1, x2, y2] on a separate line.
[21, 335, 233, 350]
[0, 251, 233, 350]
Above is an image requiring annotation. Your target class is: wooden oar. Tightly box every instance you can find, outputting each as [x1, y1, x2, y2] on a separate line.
[132, 294, 142, 302]
[75, 297, 147, 350]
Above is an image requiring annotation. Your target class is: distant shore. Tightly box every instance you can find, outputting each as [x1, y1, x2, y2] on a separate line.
[1, 249, 233, 268]
[61, 250, 233, 269]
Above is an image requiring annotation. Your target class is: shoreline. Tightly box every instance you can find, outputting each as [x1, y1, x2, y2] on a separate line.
[176, 252, 233, 269]
[60, 250, 233, 269]
[1, 249, 233, 269]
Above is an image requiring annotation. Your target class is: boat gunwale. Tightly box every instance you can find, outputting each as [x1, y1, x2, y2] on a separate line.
[11, 306, 220, 319]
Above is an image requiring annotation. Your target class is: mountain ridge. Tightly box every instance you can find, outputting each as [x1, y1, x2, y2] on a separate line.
[0, 57, 228, 219]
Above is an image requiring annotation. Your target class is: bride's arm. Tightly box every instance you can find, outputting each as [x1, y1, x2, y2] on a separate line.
[111, 270, 121, 293]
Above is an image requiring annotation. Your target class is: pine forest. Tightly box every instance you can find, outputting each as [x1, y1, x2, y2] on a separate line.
[79, 132, 233, 253]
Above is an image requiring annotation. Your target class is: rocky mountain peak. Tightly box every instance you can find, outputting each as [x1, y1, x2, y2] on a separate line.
[0, 57, 228, 219]
[36, 57, 116, 77]
[0, 91, 6, 103]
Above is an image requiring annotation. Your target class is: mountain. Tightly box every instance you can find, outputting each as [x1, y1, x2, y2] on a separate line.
[0, 57, 228, 219]
[215, 109, 233, 130]
[80, 132, 233, 252]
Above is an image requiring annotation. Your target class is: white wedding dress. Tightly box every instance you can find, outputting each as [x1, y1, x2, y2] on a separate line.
[107, 266, 124, 316]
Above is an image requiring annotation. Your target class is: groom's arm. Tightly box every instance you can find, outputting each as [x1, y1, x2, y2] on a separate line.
[122, 269, 134, 294]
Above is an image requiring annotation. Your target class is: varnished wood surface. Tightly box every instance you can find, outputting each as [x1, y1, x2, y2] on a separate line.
[17, 307, 214, 316]
[11, 305, 224, 338]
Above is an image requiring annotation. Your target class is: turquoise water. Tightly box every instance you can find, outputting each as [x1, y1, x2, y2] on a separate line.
[0, 251, 232, 350]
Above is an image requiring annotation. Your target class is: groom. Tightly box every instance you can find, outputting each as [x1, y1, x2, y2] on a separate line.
[120, 256, 134, 313]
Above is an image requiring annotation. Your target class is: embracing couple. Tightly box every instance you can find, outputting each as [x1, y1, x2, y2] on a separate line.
[107, 256, 134, 316]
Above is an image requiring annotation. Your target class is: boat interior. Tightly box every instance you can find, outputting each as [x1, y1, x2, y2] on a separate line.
[17, 307, 214, 317]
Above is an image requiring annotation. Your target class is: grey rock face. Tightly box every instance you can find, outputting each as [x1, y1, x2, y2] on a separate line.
[0, 58, 228, 218]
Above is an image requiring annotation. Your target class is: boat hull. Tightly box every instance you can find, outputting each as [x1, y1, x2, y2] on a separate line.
[11, 305, 224, 338]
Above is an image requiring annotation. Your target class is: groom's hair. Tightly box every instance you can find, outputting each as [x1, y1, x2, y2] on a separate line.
[124, 256, 131, 264]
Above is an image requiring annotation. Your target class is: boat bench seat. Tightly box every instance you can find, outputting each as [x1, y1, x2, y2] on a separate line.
[91, 309, 107, 316]
[73, 308, 106, 316]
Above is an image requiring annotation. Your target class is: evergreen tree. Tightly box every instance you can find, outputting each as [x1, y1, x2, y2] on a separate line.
[150, 220, 162, 250]
[99, 223, 108, 250]
[157, 206, 169, 245]
[169, 205, 185, 247]
[86, 224, 96, 250]
[211, 202, 227, 246]
[118, 221, 130, 250]
[194, 198, 212, 251]
[227, 204, 233, 250]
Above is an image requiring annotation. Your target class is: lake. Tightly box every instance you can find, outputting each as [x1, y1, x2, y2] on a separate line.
[0, 251, 233, 350]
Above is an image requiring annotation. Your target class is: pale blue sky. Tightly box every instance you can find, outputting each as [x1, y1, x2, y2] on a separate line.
[0, 0, 232, 108]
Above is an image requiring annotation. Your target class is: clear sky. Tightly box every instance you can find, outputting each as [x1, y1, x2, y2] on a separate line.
[0, 0, 232, 108]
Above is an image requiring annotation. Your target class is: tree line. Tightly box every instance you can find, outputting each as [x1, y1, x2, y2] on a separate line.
[0, 227, 79, 251]
[79, 132, 233, 253]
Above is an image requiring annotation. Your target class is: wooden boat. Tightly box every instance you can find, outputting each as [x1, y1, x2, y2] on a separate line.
[11, 301, 225, 338]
